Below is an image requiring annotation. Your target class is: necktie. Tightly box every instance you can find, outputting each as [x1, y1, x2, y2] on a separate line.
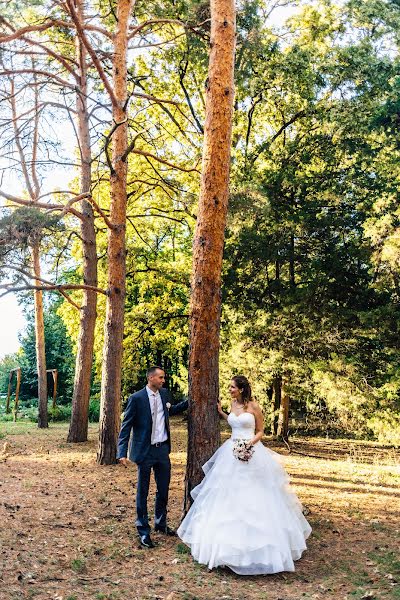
[151, 393, 157, 444]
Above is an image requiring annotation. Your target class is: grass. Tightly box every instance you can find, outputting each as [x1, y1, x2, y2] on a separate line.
[176, 542, 190, 555]
[70, 558, 86, 573]
[0, 420, 38, 435]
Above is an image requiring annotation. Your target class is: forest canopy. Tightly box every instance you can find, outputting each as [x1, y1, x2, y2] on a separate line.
[1, 0, 400, 445]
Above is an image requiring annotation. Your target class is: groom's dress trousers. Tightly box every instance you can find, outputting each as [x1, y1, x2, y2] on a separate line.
[117, 386, 188, 537]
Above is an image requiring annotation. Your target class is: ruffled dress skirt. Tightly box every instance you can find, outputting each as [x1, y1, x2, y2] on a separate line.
[177, 439, 311, 575]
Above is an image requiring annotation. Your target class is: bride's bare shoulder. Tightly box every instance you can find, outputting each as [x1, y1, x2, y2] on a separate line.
[248, 400, 262, 414]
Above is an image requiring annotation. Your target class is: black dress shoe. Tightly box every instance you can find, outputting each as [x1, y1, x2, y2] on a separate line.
[139, 534, 155, 548]
[155, 525, 177, 536]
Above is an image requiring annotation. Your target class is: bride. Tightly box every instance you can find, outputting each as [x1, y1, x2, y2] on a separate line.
[177, 375, 312, 575]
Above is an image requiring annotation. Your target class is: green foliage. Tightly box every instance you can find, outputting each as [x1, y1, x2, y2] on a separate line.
[219, 0, 400, 443]
[0, 353, 21, 394]
[0, 207, 61, 248]
[5, 0, 400, 443]
[0, 395, 38, 422]
[0, 399, 99, 424]
[48, 404, 72, 422]
[17, 300, 75, 403]
[88, 398, 100, 422]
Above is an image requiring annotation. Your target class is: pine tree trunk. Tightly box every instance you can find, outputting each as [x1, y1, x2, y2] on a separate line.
[67, 0, 98, 443]
[9, 70, 48, 426]
[97, 0, 133, 465]
[32, 242, 48, 428]
[184, 0, 236, 511]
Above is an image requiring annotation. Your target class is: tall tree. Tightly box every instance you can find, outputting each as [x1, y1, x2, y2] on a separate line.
[184, 0, 236, 508]
[0, 5, 101, 437]
[1, 2, 198, 456]
[94, 0, 134, 464]
[67, 0, 98, 443]
[0, 65, 49, 426]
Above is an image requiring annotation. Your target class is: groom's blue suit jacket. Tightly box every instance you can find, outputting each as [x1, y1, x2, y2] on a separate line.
[117, 387, 188, 464]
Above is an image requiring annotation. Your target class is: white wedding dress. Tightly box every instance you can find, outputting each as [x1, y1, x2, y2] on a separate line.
[177, 412, 312, 575]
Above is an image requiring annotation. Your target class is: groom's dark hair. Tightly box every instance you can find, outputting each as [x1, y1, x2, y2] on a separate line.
[146, 365, 164, 378]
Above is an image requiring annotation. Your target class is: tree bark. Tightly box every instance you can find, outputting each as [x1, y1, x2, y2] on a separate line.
[97, 0, 133, 465]
[6, 371, 12, 414]
[50, 369, 58, 408]
[275, 259, 280, 282]
[277, 374, 290, 441]
[13, 368, 21, 422]
[67, 0, 98, 443]
[9, 70, 48, 427]
[271, 375, 281, 436]
[289, 232, 295, 288]
[32, 242, 48, 428]
[184, 0, 236, 510]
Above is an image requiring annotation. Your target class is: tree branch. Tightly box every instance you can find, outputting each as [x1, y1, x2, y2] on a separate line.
[179, 56, 204, 134]
[64, 0, 118, 106]
[128, 18, 210, 39]
[0, 16, 80, 78]
[0, 190, 87, 220]
[0, 18, 53, 42]
[0, 280, 107, 297]
[58, 289, 81, 310]
[128, 148, 200, 172]
[0, 69, 74, 89]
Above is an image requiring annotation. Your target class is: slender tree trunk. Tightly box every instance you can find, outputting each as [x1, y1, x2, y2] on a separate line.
[51, 370, 58, 408]
[13, 368, 21, 422]
[97, 0, 133, 465]
[289, 232, 295, 288]
[184, 0, 236, 510]
[68, 0, 98, 443]
[275, 259, 280, 282]
[10, 72, 48, 426]
[32, 242, 48, 428]
[31, 78, 48, 428]
[277, 374, 290, 441]
[271, 375, 281, 436]
[6, 371, 12, 413]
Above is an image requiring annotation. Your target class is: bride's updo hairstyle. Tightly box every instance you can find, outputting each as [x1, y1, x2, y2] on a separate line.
[232, 375, 252, 408]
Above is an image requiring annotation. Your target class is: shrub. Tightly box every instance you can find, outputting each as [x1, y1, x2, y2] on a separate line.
[368, 411, 400, 446]
[48, 404, 72, 422]
[21, 407, 39, 422]
[88, 398, 100, 422]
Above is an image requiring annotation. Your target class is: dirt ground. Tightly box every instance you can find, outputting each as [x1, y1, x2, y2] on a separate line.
[0, 417, 399, 600]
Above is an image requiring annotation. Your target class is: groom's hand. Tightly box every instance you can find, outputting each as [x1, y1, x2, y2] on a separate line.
[118, 457, 132, 467]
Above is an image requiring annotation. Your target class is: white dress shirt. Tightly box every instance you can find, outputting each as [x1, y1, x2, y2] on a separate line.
[146, 386, 168, 444]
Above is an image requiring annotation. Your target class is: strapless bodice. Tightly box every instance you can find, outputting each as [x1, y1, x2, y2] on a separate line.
[227, 412, 255, 440]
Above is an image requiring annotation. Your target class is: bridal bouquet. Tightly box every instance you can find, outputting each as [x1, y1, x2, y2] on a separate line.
[232, 440, 255, 462]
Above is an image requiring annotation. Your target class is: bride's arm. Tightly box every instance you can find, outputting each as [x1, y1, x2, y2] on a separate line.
[249, 402, 264, 445]
[217, 402, 229, 420]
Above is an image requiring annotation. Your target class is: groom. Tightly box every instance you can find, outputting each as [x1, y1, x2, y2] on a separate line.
[117, 366, 188, 548]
